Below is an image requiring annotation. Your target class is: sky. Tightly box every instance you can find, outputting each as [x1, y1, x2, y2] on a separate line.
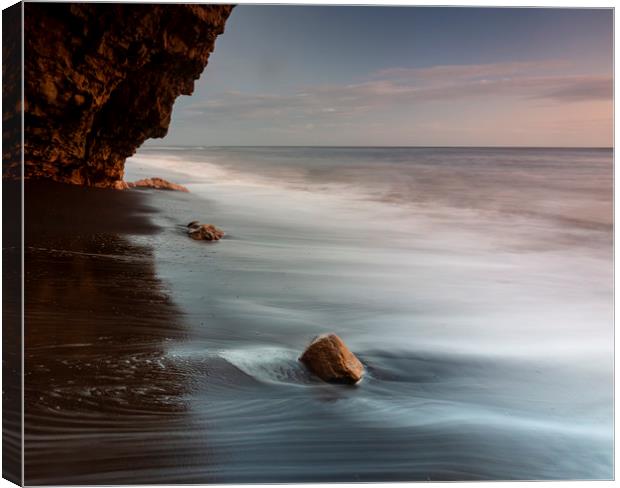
[157, 6, 613, 147]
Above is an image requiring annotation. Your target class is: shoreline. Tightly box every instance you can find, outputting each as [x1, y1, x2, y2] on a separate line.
[21, 147, 613, 482]
[23, 181, 200, 484]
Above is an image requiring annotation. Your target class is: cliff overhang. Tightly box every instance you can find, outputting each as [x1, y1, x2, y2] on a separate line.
[3, 3, 233, 188]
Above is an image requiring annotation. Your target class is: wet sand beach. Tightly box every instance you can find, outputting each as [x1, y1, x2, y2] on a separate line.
[23, 182, 217, 484]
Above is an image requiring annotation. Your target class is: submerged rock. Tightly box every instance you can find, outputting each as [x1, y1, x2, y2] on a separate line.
[128, 177, 189, 192]
[300, 333, 364, 384]
[187, 221, 225, 241]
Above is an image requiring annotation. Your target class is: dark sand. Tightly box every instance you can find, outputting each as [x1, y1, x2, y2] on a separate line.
[3, 182, 23, 484]
[22, 182, 210, 484]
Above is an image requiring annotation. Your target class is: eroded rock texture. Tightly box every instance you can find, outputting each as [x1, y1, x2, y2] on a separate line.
[5, 3, 233, 187]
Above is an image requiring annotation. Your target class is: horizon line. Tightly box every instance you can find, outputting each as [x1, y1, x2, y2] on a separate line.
[143, 144, 613, 150]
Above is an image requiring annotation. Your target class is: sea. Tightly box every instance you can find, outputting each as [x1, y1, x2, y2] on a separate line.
[119, 146, 612, 481]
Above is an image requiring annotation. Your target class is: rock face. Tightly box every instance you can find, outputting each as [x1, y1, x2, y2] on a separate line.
[128, 178, 189, 192]
[300, 333, 364, 384]
[187, 221, 225, 241]
[4, 4, 233, 187]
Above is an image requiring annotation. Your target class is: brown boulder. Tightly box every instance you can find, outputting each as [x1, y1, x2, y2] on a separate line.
[128, 177, 189, 192]
[300, 333, 364, 384]
[112, 180, 130, 190]
[187, 221, 225, 241]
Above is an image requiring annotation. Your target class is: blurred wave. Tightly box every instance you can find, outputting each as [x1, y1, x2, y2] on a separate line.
[26, 146, 610, 483]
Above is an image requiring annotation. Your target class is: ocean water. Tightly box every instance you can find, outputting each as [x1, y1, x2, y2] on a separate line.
[120, 146, 612, 482]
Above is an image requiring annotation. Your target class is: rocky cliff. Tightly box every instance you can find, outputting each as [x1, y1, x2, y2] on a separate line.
[4, 3, 233, 188]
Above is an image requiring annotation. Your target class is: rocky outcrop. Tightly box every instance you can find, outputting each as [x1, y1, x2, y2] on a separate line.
[187, 221, 225, 241]
[128, 177, 189, 192]
[300, 333, 364, 384]
[4, 4, 233, 188]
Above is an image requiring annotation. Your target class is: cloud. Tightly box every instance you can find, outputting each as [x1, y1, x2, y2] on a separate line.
[180, 60, 612, 126]
[372, 59, 571, 82]
[539, 77, 612, 101]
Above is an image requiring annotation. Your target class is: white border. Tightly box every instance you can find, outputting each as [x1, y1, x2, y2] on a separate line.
[0, 1, 615, 488]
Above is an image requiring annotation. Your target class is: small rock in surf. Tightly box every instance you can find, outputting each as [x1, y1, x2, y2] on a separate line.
[187, 221, 225, 241]
[128, 177, 189, 192]
[300, 333, 364, 384]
